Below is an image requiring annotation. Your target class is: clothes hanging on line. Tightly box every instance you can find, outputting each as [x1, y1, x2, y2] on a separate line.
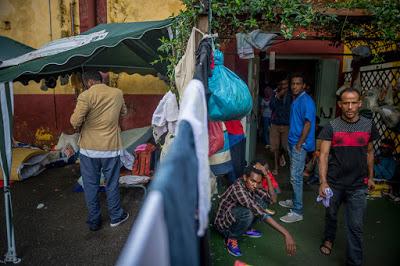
[236, 30, 277, 59]
[193, 38, 213, 97]
[175, 28, 197, 97]
[178, 79, 210, 236]
[116, 191, 169, 266]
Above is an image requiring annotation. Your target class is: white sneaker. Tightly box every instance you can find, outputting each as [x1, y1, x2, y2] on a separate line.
[279, 199, 293, 208]
[280, 210, 303, 223]
[110, 212, 129, 227]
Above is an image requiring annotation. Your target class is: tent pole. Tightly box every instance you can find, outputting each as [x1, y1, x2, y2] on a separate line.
[3, 184, 21, 264]
[0, 82, 20, 264]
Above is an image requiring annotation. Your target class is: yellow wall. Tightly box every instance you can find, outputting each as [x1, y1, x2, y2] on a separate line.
[342, 43, 398, 73]
[107, 0, 182, 23]
[0, 0, 80, 94]
[107, 0, 183, 95]
[0, 0, 80, 48]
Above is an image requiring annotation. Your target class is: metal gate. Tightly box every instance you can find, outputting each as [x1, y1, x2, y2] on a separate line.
[344, 65, 400, 155]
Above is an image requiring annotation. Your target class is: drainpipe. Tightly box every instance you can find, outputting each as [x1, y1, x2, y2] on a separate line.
[48, 0, 53, 40]
[79, 0, 96, 32]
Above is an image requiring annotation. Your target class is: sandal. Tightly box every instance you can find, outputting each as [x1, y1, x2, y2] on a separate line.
[265, 208, 276, 216]
[279, 155, 286, 167]
[320, 240, 333, 256]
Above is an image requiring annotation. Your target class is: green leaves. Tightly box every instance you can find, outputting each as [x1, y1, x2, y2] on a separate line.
[153, 0, 400, 90]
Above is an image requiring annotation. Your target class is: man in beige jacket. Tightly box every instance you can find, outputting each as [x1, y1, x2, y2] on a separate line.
[70, 71, 128, 231]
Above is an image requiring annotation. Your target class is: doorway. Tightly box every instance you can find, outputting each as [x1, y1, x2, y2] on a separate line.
[250, 56, 339, 160]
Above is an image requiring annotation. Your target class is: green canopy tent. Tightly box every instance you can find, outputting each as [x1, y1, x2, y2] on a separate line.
[0, 36, 35, 62]
[0, 18, 172, 263]
[0, 19, 172, 83]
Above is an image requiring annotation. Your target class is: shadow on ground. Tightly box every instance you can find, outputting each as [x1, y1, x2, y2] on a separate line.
[0, 164, 145, 265]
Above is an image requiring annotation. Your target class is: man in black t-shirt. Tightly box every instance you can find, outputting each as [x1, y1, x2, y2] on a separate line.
[318, 88, 378, 266]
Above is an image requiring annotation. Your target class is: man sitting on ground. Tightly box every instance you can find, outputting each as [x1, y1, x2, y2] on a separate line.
[374, 138, 396, 181]
[214, 165, 296, 257]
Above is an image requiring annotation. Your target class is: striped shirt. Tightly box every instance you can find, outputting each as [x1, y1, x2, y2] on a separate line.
[214, 178, 271, 231]
[318, 116, 379, 189]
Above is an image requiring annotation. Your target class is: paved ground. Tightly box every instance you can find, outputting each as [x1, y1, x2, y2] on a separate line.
[0, 164, 145, 266]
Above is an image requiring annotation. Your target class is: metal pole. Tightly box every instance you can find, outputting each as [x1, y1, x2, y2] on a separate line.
[245, 58, 254, 164]
[3, 186, 20, 264]
[1, 82, 20, 263]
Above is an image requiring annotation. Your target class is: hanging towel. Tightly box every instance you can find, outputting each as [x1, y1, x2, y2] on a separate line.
[236, 33, 254, 59]
[152, 121, 201, 266]
[178, 79, 210, 236]
[248, 30, 277, 50]
[236, 31, 277, 59]
[152, 91, 179, 142]
[175, 28, 196, 97]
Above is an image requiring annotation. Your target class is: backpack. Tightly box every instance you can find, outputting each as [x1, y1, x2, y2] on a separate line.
[132, 143, 156, 176]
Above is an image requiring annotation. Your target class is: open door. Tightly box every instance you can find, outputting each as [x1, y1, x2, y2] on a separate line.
[315, 59, 339, 126]
[245, 56, 260, 163]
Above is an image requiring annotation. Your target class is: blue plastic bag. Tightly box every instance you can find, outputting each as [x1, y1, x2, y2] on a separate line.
[208, 49, 252, 121]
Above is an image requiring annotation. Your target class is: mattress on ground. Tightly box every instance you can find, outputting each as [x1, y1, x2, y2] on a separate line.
[0, 148, 49, 181]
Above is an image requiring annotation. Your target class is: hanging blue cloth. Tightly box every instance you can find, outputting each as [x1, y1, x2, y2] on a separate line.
[151, 121, 200, 266]
[208, 49, 252, 121]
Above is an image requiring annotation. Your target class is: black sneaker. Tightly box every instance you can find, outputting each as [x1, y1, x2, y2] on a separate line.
[110, 212, 129, 227]
[89, 222, 102, 232]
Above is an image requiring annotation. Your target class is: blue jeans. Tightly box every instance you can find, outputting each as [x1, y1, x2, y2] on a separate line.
[219, 196, 268, 239]
[262, 116, 271, 145]
[324, 187, 368, 266]
[306, 157, 320, 184]
[288, 145, 307, 215]
[79, 154, 124, 226]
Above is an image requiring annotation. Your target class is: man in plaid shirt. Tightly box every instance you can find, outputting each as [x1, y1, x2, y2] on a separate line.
[214, 165, 296, 257]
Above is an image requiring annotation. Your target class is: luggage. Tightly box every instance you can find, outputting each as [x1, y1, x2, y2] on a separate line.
[132, 143, 156, 177]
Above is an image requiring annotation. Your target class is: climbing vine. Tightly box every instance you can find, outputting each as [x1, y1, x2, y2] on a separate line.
[155, 0, 400, 89]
